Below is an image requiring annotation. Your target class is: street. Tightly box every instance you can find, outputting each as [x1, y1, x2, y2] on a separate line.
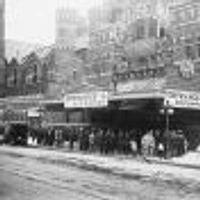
[0, 146, 200, 200]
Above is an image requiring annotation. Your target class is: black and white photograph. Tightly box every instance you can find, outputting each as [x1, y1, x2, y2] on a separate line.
[1, 0, 200, 199]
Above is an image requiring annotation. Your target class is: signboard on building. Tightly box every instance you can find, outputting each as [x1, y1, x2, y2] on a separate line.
[170, 1, 200, 28]
[116, 78, 166, 93]
[27, 107, 40, 117]
[164, 89, 200, 109]
[179, 59, 195, 79]
[64, 91, 108, 108]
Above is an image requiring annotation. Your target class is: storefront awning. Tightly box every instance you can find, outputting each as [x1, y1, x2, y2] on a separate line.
[110, 91, 165, 101]
[40, 99, 63, 105]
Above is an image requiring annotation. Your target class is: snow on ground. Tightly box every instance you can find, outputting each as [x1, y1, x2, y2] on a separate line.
[1, 145, 200, 185]
[171, 151, 200, 167]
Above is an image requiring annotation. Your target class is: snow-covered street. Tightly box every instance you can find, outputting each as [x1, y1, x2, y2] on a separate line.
[0, 146, 200, 200]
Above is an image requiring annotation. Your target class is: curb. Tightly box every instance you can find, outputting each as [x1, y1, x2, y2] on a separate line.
[146, 158, 200, 170]
[38, 146, 200, 171]
[2, 145, 200, 171]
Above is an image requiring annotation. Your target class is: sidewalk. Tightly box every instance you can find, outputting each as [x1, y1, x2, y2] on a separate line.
[43, 144, 200, 170]
[1, 145, 200, 185]
[147, 152, 200, 170]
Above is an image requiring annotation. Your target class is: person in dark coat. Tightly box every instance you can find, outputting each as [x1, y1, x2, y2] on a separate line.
[69, 128, 75, 150]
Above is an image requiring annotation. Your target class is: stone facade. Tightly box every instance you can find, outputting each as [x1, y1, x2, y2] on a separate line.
[0, 0, 4, 57]
[87, 0, 200, 93]
[48, 48, 84, 97]
[5, 46, 53, 97]
[0, 0, 5, 97]
[55, 8, 88, 50]
[54, 8, 89, 96]
[5, 58, 21, 96]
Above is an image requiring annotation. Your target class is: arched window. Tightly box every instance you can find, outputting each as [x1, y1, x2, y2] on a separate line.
[33, 64, 37, 83]
[159, 27, 165, 38]
[14, 68, 17, 85]
[73, 69, 77, 81]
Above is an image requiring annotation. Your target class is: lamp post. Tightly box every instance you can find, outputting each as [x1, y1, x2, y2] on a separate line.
[160, 99, 174, 133]
[160, 99, 174, 158]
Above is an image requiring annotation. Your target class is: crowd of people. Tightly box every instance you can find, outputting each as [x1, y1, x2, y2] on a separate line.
[26, 126, 188, 158]
[1, 122, 188, 158]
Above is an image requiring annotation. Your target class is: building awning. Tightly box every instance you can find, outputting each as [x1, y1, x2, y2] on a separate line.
[7, 121, 27, 125]
[109, 91, 165, 101]
[110, 89, 200, 111]
[46, 122, 91, 127]
[40, 99, 63, 105]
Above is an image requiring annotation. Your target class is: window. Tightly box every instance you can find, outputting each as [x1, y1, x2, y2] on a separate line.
[26, 74, 33, 85]
[25, 64, 38, 85]
[197, 43, 200, 58]
[138, 57, 148, 67]
[197, 37, 200, 58]
[159, 27, 165, 38]
[33, 64, 37, 83]
[148, 18, 157, 38]
[185, 45, 193, 59]
[136, 19, 145, 39]
[149, 55, 156, 67]
[73, 69, 77, 80]
[14, 68, 17, 85]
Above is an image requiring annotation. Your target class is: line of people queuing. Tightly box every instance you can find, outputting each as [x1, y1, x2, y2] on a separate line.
[27, 126, 188, 158]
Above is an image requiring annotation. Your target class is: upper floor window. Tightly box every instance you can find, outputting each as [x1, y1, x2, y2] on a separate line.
[7, 68, 17, 87]
[148, 18, 157, 38]
[14, 68, 17, 85]
[197, 37, 200, 58]
[58, 28, 67, 38]
[185, 45, 193, 59]
[33, 64, 37, 83]
[159, 27, 165, 38]
[25, 64, 38, 85]
[136, 19, 145, 39]
[73, 69, 77, 81]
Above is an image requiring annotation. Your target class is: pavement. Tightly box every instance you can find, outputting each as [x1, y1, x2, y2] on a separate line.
[147, 151, 200, 170]
[1, 145, 200, 186]
[2, 147, 199, 200]
[37, 143, 200, 170]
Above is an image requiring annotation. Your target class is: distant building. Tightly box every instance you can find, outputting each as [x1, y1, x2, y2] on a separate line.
[0, 0, 5, 97]
[55, 8, 88, 50]
[0, 0, 4, 57]
[54, 7, 89, 95]
[5, 58, 21, 96]
[5, 46, 54, 97]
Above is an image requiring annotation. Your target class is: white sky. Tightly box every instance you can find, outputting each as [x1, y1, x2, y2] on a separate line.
[6, 0, 103, 45]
